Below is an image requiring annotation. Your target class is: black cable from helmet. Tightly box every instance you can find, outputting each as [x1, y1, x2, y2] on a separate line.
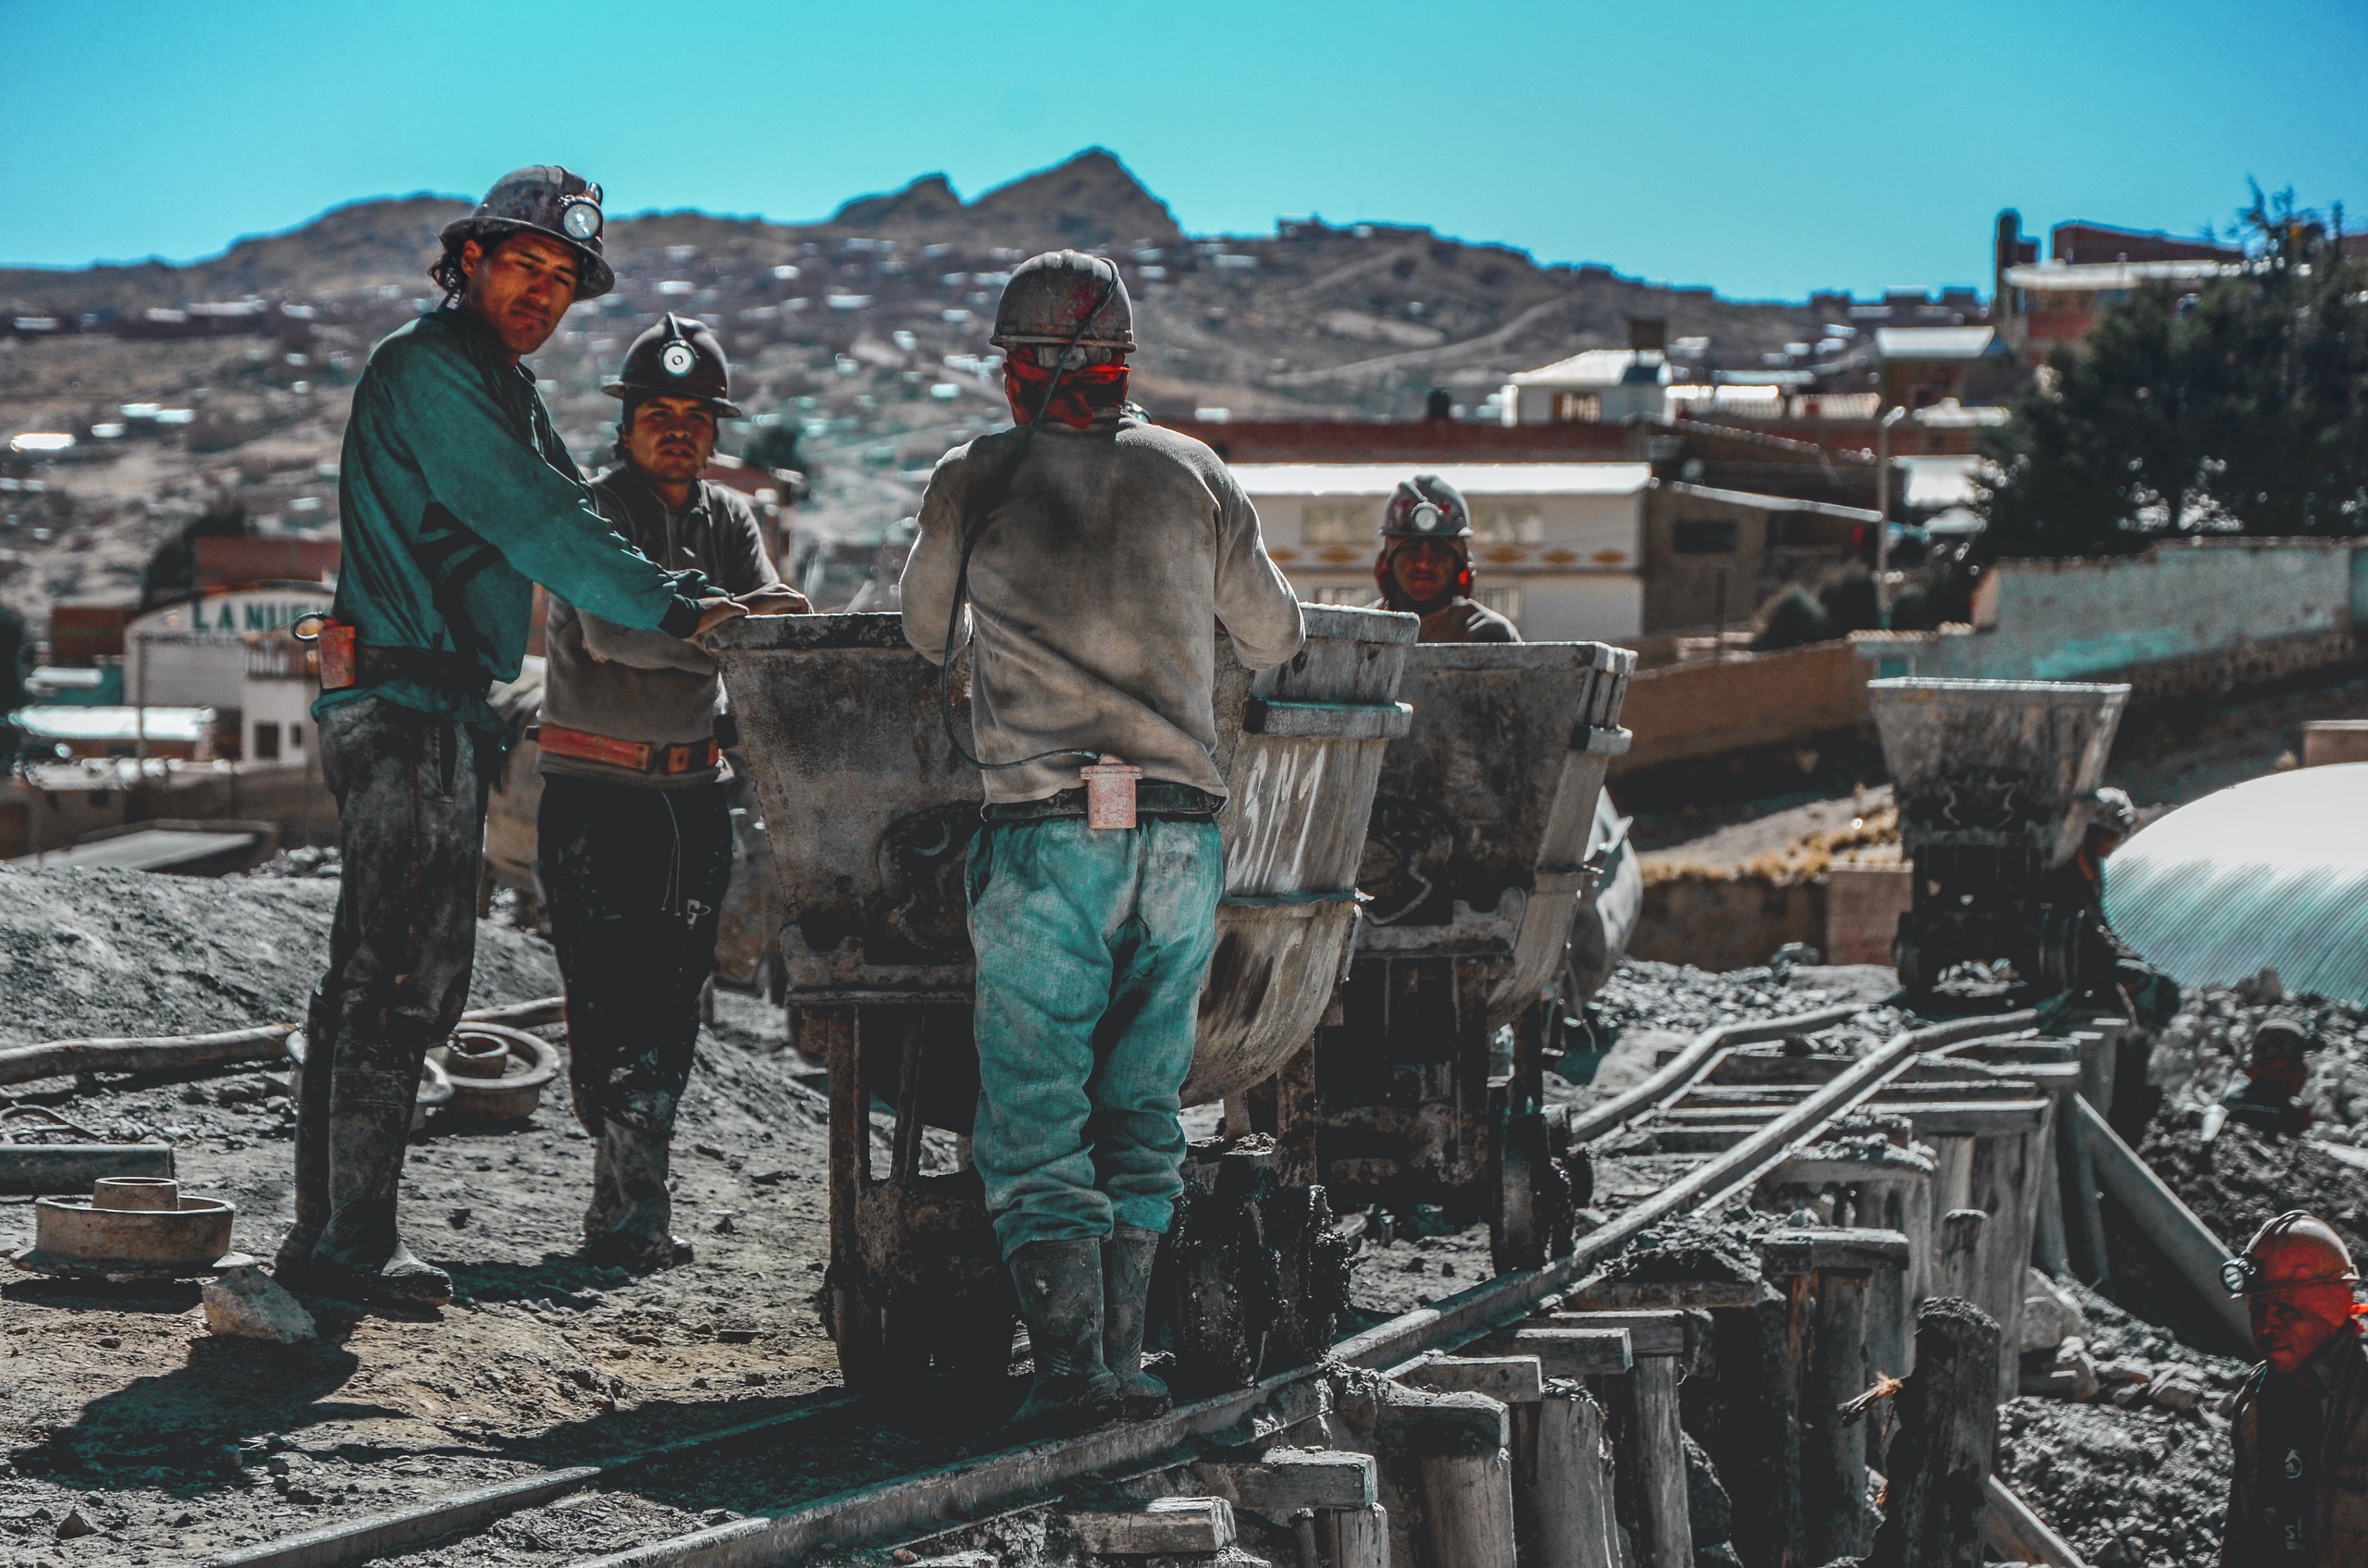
[937, 259, 1123, 773]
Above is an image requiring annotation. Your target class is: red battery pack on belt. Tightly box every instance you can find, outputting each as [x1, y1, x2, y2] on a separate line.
[293, 614, 357, 689]
[1081, 754, 1141, 830]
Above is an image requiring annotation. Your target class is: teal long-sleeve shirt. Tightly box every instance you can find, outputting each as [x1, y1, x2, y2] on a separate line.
[318, 306, 710, 732]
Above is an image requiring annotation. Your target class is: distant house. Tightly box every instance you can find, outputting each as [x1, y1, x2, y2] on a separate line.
[1232, 461, 1875, 640]
[1992, 209, 2244, 364]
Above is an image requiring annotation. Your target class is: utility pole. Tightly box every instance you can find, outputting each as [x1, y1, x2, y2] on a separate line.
[1875, 405, 1908, 629]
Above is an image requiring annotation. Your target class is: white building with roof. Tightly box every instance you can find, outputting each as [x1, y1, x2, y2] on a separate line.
[1503, 350, 1669, 426]
[1234, 463, 1653, 640]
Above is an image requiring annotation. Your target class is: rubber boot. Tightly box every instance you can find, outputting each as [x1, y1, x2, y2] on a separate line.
[304, 1076, 452, 1308]
[275, 1013, 334, 1276]
[582, 1117, 694, 1273]
[1004, 1238, 1122, 1437]
[1103, 1225, 1171, 1420]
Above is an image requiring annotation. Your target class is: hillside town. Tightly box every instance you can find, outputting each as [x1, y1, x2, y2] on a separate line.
[3, 137, 2367, 1568]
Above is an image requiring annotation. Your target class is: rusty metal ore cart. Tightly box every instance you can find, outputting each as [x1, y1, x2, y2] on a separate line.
[709, 606, 1417, 1394]
[1300, 640, 1634, 1274]
[1868, 677, 2130, 999]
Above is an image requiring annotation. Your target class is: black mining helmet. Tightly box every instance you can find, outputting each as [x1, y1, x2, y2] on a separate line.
[439, 165, 614, 299]
[604, 314, 741, 417]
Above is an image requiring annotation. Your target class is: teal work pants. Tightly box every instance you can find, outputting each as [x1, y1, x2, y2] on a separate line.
[967, 816, 1224, 1257]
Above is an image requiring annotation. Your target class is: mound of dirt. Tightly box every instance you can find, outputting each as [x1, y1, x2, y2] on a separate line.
[0, 867, 558, 1047]
[1996, 1396, 2230, 1568]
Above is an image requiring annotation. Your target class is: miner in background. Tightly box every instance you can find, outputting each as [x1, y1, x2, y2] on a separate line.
[2221, 1211, 2368, 1563]
[1370, 474, 1520, 644]
[539, 314, 806, 1272]
[279, 167, 753, 1309]
[2222, 1014, 2319, 1136]
[901, 250, 1304, 1434]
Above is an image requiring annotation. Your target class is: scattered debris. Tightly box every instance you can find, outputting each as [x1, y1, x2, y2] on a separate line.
[202, 1266, 318, 1344]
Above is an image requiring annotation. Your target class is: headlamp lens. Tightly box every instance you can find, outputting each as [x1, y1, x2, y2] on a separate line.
[2224, 1256, 2262, 1293]
[660, 342, 698, 377]
[561, 199, 603, 241]
[1412, 501, 1443, 532]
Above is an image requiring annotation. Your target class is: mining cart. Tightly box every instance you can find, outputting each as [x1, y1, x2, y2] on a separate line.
[709, 606, 1417, 1395]
[1868, 676, 2131, 999]
[1301, 640, 1635, 1274]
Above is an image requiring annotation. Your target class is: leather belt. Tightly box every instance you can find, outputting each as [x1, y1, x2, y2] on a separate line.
[536, 722, 722, 775]
[982, 782, 1223, 822]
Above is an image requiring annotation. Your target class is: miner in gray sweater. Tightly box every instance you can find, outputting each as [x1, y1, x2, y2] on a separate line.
[539, 314, 805, 1271]
[901, 252, 1305, 1434]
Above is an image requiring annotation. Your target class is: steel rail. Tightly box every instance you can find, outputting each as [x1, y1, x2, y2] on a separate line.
[1561, 1002, 1867, 1144]
[566, 1006, 2033, 1568]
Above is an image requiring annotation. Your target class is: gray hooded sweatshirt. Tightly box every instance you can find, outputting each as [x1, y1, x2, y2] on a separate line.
[900, 413, 1305, 805]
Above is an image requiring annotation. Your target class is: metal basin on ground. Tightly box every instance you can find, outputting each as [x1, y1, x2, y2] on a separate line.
[426, 1024, 561, 1125]
[1868, 678, 2129, 867]
[12, 1177, 251, 1281]
[707, 605, 1418, 1114]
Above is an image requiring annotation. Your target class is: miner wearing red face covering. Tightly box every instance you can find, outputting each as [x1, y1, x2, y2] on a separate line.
[1369, 475, 1519, 644]
[2220, 1211, 2368, 1564]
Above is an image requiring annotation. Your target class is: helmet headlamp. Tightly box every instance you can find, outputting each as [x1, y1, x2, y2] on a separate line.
[659, 340, 698, 377]
[2224, 1255, 2263, 1294]
[560, 196, 604, 242]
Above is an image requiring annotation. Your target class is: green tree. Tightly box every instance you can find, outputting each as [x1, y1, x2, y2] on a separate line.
[1978, 187, 2368, 555]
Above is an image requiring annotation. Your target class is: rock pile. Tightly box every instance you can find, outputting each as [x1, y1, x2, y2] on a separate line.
[1997, 1278, 2247, 1567]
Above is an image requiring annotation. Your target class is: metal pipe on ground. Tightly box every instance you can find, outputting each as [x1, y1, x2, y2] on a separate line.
[2069, 1095, 2252, 1348]
[0, 1144, 173, 1195]
[0, 997, 565, 1089]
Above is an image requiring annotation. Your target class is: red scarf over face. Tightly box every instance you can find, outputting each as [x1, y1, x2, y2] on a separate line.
[1004, 352, 1130, 430]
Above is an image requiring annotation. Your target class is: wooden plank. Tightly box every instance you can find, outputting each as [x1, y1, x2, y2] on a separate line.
[1983, 1475, 2090, 1568]
[1763, 1154, 1933, 1188]
[1193, 1449, 1377, 1514]
[1546, 1311, 1688, 1358]
[1802, 1270, 1876, 1563]
[1509, 1327, 1635, 1377]
[1758, 1228, 1911, 1277]
[1629, 1356, 1693, 1568]
[1567, 1278, 1760, 1312]
[1868, 1299, 2002, 1568]
[1871, 1099, 2049, 1137]
[1320, 1504, 1388, 1568]
[1531, 1385, 1619, 1568]
[1933, 1209, 1987, 1302]
[1396, 1354, 1546, 1405]
[1066, 1496, 1236, 1555]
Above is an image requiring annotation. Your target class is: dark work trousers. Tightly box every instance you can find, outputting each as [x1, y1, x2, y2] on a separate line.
[537, 774, 734, 1246]
[285, 697, 495, 1276]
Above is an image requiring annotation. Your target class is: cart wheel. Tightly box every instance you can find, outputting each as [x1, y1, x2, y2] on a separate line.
[1492, 1104, 1578, 1276]
[1163, 1181, 1269, 1391]
[820, 1260, 888, 1391]
[1259, 1183, 1351, 1375]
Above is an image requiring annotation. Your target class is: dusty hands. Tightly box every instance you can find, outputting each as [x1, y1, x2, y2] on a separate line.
[734, 584, 811, 617]
[688, 597, 746, 650]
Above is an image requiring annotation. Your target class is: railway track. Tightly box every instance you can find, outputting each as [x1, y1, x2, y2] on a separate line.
[197, 999, 2049, 1568]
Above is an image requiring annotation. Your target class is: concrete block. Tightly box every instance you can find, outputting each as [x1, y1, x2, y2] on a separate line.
[2304, 721, 2368, 767]
[1824, 862, 1913, 966]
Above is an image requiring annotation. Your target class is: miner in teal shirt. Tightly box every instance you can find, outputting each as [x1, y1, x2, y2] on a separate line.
[278, 167, 788, 1307]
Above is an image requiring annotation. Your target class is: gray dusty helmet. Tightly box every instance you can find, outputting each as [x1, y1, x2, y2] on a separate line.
[990, 251, 1133, 352]
[604, 314, 740, 416]
[439, 165, 613, 299]
[1381, 474, 1473, 539]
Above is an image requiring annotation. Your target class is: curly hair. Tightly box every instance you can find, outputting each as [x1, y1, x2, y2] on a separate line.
[428, 230, 512, 301]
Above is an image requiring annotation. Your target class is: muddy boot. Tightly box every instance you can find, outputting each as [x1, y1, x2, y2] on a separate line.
[1103, 1225, 1171, 1421]
[305, 1201, 453, 1307]
[582, 1118, 693, 1273]
[1004, 1238, 1121, 1438]
[275, 997, 339, 1275]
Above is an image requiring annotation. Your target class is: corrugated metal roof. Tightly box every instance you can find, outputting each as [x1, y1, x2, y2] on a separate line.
[1874, 327, 1997, 360]
[13, 705, 215, 742]
[2103, 763, 2368, 1004]
[1230, 463, 1653, 498]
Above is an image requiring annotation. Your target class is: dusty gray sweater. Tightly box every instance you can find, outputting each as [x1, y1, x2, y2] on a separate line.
[540, 466, 782, 789]
[900, 414, 1305, 804]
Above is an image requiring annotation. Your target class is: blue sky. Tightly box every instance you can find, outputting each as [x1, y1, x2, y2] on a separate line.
[6, 0, 2365, 301]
